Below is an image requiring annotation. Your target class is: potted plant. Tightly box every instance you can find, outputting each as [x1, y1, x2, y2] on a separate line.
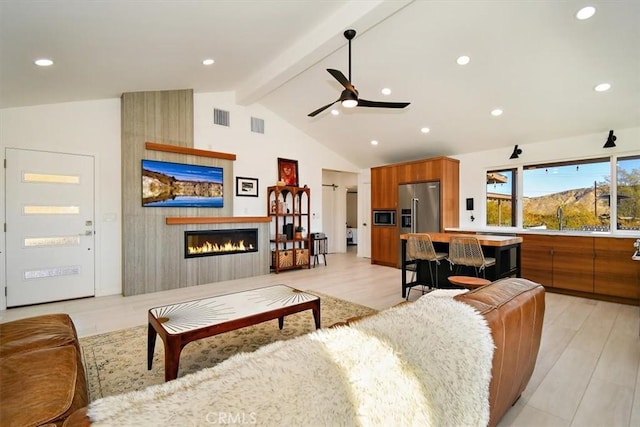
[294, 226, 304, 239]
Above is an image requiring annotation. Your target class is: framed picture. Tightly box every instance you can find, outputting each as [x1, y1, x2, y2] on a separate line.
[141, 159, 223, 207]
[236, 176, 259, 197]
[277, 157, 299, 187]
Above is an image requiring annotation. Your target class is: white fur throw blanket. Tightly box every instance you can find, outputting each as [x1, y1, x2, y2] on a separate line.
[88, 294, 494, 426]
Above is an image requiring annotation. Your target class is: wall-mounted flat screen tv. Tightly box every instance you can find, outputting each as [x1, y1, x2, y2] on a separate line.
[142, 159, 223, 207]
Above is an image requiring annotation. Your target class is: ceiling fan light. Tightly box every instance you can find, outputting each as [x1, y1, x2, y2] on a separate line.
[340, 88, 358, 108]
[342, 99, 358, 108]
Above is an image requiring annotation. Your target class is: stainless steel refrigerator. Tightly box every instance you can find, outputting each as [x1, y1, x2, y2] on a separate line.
[398, 181, 441, 263]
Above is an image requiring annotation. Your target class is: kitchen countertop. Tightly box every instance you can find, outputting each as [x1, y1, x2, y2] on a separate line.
[445, 227, 640, 239]
[401, 232, 522, 247]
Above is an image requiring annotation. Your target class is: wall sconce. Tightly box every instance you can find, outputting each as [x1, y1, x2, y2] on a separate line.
[509, 145, 522, 159]
[603, 130, 616, 148]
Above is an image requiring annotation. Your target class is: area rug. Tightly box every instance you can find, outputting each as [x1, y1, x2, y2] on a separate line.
[87, 293, 494, 426]
[80, 292, 377, 401]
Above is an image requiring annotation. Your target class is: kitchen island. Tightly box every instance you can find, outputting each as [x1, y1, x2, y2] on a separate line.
[400, 233, 522, 298]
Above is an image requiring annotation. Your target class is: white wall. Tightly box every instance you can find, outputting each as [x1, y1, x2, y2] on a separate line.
[0, 99, 122, 309]
[0, 92, 361, 308]
[453, 126, 640, 233]
[193, 91, 360, 234]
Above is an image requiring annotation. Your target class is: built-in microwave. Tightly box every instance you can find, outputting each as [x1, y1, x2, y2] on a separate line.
[373, 210, 396, 226]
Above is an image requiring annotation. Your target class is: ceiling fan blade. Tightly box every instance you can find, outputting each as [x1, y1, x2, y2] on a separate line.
[308, 99, 339, 117]
[327, 69, 356, 93]
[357, 99, 410, 109]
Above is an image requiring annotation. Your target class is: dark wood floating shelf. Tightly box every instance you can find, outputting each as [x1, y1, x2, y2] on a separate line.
[166, 217, 271, 225]
[146, 142, 237, 161]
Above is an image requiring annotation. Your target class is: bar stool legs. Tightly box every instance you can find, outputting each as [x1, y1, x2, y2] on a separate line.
[405, 234, 447, 300]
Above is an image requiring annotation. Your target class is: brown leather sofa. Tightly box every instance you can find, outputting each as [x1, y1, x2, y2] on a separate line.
[454, 278, 545, 426]
[64, 277, 544, 427]
[333, 277, 545, 426]
[0, 313, 88, 427]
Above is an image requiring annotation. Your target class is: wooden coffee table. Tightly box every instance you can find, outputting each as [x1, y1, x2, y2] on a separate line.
[148, 285, 320, 381]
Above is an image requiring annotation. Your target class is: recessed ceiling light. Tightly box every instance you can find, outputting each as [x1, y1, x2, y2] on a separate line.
[594, 82, 611, 92]
[491, 108, 503, 117]
[421, 127, 430, 134]
[576, 6, 596, 20]
[456, 55, 470, 65]
[331, 109, 339, 116]
[34, 58, 53, 67]
[370, 140, 379, 146]
[381, 88, 391, 95]
[202, 59, 215, 66]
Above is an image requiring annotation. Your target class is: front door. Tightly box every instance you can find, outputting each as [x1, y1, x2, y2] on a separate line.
[5, 148, 95, 307]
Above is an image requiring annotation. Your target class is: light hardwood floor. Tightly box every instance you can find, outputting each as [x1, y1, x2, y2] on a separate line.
[1, 247, 639, 426]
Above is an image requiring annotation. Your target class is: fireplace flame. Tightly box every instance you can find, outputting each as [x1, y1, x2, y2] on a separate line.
[187, 239, 255, 255]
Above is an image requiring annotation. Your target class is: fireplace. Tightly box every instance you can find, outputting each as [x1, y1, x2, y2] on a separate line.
[185, 228, 258, 258]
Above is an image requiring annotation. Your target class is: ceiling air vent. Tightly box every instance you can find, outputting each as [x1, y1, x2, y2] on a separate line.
[213, 108, 230, 127]
[251, 117, 265, 134]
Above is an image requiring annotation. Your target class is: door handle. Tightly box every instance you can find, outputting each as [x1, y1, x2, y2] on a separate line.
[79, 231, 93, 236]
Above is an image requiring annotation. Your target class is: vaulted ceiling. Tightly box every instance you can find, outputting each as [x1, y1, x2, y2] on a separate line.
[2, 0, 639, 168]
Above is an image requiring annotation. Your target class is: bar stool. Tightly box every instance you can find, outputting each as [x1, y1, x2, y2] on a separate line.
[311, 234, 327, 267]
[405, 234, 447, 300]
[447, 235, 496, 278]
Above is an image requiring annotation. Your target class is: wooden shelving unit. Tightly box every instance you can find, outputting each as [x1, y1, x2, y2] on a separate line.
[267, 186, 311, 273]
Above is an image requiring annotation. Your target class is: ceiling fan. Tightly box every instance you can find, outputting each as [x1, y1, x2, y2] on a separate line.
[307, 29, 411, 117]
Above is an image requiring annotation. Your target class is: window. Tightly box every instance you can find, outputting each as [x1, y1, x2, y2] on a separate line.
[486, 169, 516, 227]
[522, 158, 610, 231]
[616, 155, 640, 231]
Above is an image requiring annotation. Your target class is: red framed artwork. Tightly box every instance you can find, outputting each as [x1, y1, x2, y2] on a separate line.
[277, 158, 299, 187]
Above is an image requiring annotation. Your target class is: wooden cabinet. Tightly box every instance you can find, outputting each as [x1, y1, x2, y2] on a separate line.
[371, 226, 397, 267]
[520, 234, 554, 286]
[370, 156, 459, 267]
[397, 160, 442, 183]
[552, 236, 594, 293]
[438, 158, 460, 232]
[520, 234, 592, 292]
[520, 234, 639, 304]
[594, 237, 639, 300]
[267, 186, 311, 273]
[371, 165, 397, 209]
